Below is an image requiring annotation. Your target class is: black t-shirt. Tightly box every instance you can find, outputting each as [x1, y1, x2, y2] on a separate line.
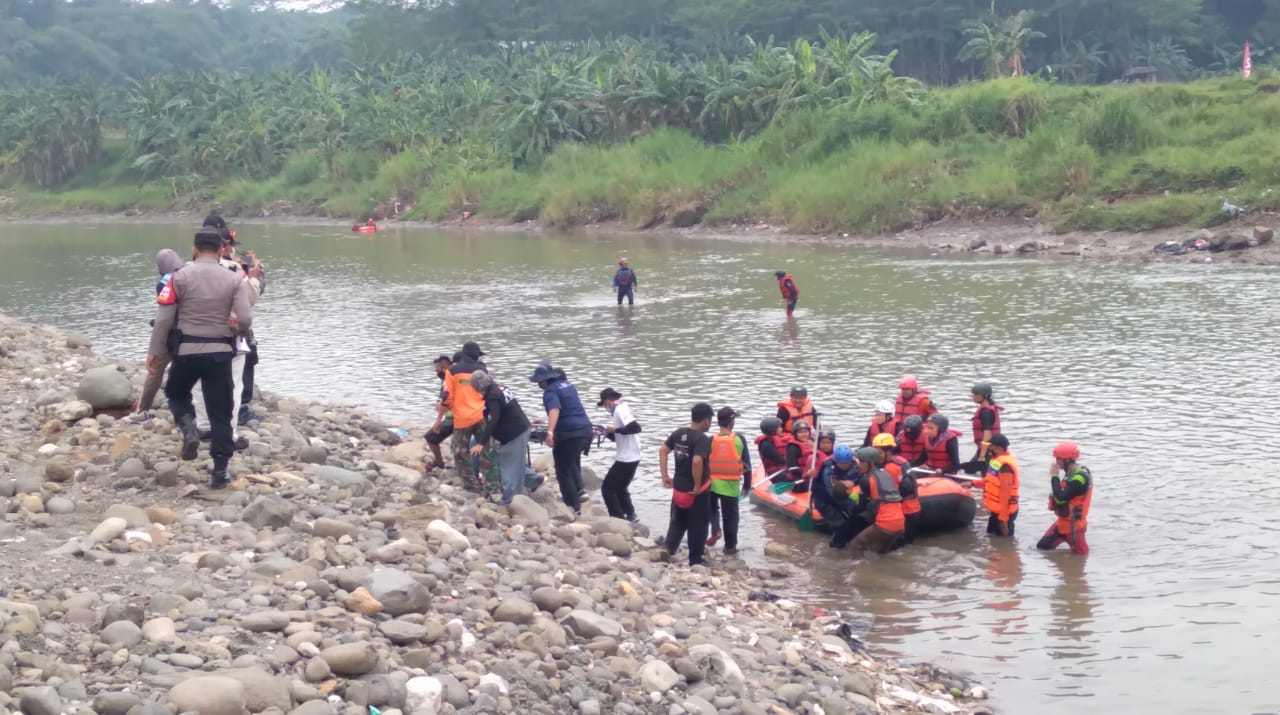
[977, 407, 997, 431]
[665, 427, 712, 492]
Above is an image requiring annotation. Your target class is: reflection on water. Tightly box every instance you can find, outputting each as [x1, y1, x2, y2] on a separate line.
[2, 221, 1280, 714]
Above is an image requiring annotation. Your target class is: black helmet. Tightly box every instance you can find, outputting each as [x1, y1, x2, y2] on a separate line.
[971, 382, 993, 398]
[903, 414, 924, 437]
[818, 429, 836, 445]
[928, 413, 950, 432]
[760, 417, 781, 435]
[790, 385, 807, 399]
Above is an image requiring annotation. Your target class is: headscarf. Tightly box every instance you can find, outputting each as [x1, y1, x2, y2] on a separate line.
[155, 248, 183, 276]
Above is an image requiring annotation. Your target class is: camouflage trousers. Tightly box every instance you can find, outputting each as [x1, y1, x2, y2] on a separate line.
[452, 424, 499, 495]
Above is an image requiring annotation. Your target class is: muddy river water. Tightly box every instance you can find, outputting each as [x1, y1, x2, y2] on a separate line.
[1, 221, 1277, 713]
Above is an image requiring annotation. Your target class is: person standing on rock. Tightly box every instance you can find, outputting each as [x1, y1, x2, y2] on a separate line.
[135, 248, 185, 417]
[1038, 442, 1092, 554]
[425, 353, 456, 470]
[775, 270, 799, 317]
[659, 403, 714, 567]
[469, 370, 543, 504]
[148, 228, 253, 488]
[597, 388, 642, 521]
[612, 258, 638, 306]
[195, 231, 261, 452]
[443, 342, 492, 491]
[530, 362, 593, 512]
[705, 407, 751, 556]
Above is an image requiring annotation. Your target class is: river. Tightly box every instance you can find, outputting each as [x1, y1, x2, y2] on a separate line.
[1, 220, 1277, 713]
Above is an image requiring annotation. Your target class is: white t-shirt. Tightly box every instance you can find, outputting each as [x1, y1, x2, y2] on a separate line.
[611, 401, 642, 464]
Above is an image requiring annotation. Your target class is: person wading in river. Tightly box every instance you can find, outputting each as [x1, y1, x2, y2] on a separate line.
[659, 403, 713, 567]
[968, 382, 1002, 472]
[775, 270, 799, 316]
[1038, 442, 1092, 554]
[598, 388, 642, 521]
[612, 258, 637, 306]
[977, 434, 1019, 537]
[845, 447, 905, 557]
[705, 407, 751, 556]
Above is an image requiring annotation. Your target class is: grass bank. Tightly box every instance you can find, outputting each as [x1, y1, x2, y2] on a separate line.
[5, 77, 1280, 234]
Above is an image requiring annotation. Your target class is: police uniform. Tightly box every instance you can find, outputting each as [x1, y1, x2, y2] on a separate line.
[150, 229, 254, 486]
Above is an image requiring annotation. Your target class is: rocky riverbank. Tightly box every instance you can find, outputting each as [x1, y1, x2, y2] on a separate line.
[0, 313, 992, 715]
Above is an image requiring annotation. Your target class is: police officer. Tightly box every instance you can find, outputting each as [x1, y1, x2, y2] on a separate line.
[149, 227, 254, 488]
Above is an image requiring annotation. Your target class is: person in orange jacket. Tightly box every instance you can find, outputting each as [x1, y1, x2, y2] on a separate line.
[1037, 442, 1093, 554]
[977, 434, 1019, 537]
[775, 270, 799, 316]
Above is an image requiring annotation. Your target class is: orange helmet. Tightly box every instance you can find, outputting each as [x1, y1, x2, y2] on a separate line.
[1053, 442, 1080, 460]
[898, 375, 918, 389]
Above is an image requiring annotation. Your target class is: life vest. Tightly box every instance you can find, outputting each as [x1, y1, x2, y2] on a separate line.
[615, 268, 634, 287]
[923, 429, 962, 471]
[708, 434, 745, 483]
[778, 274, 798, 299]
[971, 403, 1003, 445]
[895, 390, 934, 420]
[862, 468, 905, 532]
[776, 398, 816, 432]
[754, 433, 788, 475]
[884, 455, 921, 515]
[1050, 465, 1092, 530]
[983, 453, 1021, 516]
[897, 429, 927, 462]
[784, 435, 816, 480]
[869, 416, 901, 441]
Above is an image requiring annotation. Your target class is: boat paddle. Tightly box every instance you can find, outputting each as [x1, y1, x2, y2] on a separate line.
[908, 466, 981, 483]
[740, 468, 789, 501]
[797, 413, 821, 533]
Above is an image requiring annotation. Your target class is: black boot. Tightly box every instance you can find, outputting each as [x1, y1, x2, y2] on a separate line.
[210, 461, 230, 489]
[179, 415, 200, 461]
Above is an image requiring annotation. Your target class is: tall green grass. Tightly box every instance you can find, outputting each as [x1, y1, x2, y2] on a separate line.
[6, 78, 1280, 234]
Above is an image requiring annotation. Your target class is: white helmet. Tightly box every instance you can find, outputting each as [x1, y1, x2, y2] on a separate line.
[874, 400, 895, 415]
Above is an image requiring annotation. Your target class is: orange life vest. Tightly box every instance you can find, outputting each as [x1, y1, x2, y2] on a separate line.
[777, 398, 816, 433]
[923, 428, 962, 471]
[897, 429, 927, 462]
[983, 452, 1020, 518]
[971, 403, 1003, 445]
[884, 455, 921, 515]
[863, 468, 905, 532]
[895, 390, 934, 420]
[1050, 465, 1092, 531]
[708, 434, 745, 483]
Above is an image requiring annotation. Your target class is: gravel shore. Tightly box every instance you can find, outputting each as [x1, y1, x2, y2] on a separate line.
[0, 313, 993, 715]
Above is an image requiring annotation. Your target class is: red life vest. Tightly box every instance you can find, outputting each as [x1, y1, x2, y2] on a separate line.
[784, 435, 816, 480]
[971, 403, 1003, 445]
[863, 468, 905, 532]
[895, 390, 933, 420]
[778, 274, 798, 299]
[776, 398, 816, 433]
[615, 268, 634, 286]
[923, 428, 962, 471]
[897, 429, 927, 462]
[754, 433, 788, 475]
[884, 455, 921, 515]
[869, 416, 901, 441]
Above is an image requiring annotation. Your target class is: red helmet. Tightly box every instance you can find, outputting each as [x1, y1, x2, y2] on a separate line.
[1053, 442, 1080, 460]
[898, 375, 918, 389]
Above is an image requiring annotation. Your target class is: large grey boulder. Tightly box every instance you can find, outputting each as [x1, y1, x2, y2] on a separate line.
[77, 366, 134, 409]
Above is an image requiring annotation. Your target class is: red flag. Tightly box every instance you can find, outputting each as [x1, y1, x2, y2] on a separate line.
[1244, 41, 1253, 79]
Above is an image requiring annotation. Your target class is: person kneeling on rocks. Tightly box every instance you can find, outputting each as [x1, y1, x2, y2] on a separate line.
[468, 370, 543, 504]
[148, 228, 254, 489]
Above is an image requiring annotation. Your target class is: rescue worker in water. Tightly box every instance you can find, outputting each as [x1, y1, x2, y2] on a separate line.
[841, 446, 905, 557]
[1037, 442, 1092, 554]
[775, 270, 798, 316]
[977, 433, 1019, 537]
[612, 258, 637, 305]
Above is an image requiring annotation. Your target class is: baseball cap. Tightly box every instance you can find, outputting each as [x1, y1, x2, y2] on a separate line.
[597, 387, 623, 406]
